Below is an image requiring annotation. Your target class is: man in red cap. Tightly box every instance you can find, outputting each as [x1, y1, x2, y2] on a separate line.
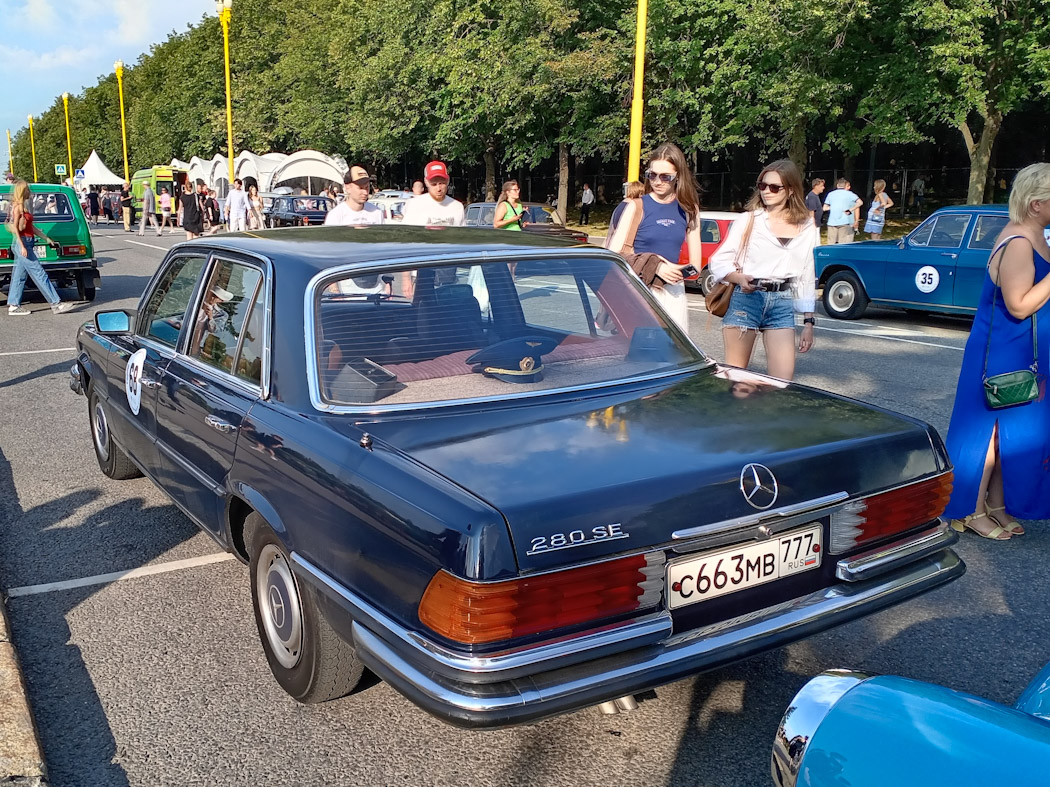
[401, 160, 464, 227]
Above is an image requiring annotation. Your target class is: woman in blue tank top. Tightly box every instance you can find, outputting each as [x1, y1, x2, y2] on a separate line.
[607, 143, 702, 332]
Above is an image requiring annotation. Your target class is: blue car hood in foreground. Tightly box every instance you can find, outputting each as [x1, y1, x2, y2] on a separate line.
[362, 369, 947, 572]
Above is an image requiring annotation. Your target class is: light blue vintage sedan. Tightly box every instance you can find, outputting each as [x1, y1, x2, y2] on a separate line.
[771, 663, 1050, 785]
[816, 205, 1011, 319]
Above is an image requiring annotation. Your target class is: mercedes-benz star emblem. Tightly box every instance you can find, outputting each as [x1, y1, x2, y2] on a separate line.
[740, 463, 779, 510]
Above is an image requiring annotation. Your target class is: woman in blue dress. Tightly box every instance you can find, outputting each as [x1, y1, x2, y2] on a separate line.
[944, 163, 1050, 539]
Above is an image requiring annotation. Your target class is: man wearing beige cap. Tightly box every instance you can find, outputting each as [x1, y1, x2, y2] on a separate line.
[324, 165, 383, 226]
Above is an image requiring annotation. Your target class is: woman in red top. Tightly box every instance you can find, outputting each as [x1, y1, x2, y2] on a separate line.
[6, 180, 73, 316]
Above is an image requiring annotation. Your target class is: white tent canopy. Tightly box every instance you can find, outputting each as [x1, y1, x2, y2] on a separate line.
[76, 150, 124, 186]
[235, 151, 286, 189]
[267, 150, 347, 191]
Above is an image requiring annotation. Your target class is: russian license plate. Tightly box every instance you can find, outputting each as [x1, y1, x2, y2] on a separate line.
[667, 524, 823, 610]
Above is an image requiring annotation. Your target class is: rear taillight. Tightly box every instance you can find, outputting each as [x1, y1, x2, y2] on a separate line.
[0, 249, 10, 260]
[61, 245, 87, 256]
[829, 472, 953, 554]
[303, 216, 310, 225]
[418, 553, 664, 645]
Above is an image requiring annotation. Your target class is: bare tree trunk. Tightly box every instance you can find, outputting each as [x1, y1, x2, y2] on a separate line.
[960, 110, 1002, 205]
[788, 120, 807, 177]
[483, 143, 497, 201]
[556, 142, 569, 225]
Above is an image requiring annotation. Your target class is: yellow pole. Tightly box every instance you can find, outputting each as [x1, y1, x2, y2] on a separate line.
[27, 115, 38, 182]
[627, 0, 648, 182]
[62, 92, 74, 185]
[219, 2, 235, 185]
[6, 130, 13, 177]
[114, 60, 130, 181]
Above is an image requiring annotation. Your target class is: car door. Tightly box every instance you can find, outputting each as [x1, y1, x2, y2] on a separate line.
[153, 254, 269, 535]
[105, 253, 210, 475]
[954, 212, 1010, 309]
[886, 212, 974, 308]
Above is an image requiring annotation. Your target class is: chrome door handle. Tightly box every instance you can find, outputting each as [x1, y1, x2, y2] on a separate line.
[205, 415, 237, 434]
[940, 252, 957, 259]
[141, 377, 162, 389]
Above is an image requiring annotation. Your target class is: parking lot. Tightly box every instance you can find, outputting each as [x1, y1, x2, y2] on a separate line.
[2, 226, 1048, 786]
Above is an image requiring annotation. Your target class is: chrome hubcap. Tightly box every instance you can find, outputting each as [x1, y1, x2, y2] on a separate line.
[92, 401, 110, 461]
[257, 544, 303, 668]
[828, 281, 856, 313]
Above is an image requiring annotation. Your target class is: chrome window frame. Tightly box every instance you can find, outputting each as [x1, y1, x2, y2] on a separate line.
[304, 247, 711, 414]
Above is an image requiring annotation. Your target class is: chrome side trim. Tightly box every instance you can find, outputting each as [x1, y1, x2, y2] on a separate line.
[349, 551, 962, 728]
[290, 553, 671, 682]
[771, 670, 871, 787]
[672, 492, 849, 540]
[835, 521, 956, 581]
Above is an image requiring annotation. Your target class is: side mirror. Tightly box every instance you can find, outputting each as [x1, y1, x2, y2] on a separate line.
[95, 310, 132, 334]
[897, 238, 907, 250]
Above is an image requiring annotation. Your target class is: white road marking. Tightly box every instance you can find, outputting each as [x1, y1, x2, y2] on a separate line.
[0, 347, 76, 357]
[5, 552, 236, 598]
[126, 239, 168, 252]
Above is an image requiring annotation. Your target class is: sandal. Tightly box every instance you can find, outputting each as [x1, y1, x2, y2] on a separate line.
[985, 504, 1025, 536]
[950, 513, 1012, 541]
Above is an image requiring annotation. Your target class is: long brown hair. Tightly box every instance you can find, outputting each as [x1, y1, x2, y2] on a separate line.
[496, 179, 520, 208]
[746, 159, 810, 226]
[646, 143, 700, 230]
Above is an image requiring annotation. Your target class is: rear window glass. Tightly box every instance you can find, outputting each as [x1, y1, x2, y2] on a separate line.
[292, 198, 333, 212]
[314, 255, 706, 406]
[969, 214, 1009, 249]
[0, 191, 77, 223]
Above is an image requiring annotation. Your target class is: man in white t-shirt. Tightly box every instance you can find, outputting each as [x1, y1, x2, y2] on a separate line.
[224, 179, 250, 232]
[400, 161, 465, 226]
[324, 165, 384, 226]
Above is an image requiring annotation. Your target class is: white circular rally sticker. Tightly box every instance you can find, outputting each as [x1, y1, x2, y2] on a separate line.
[915, 266, 940, 294]
[125, 348, 147, 415]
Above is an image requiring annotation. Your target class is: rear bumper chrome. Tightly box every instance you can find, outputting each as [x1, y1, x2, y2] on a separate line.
[835, 521, 957, 581]
[294, 548, 964, 728]
[69, 363, 83, 395]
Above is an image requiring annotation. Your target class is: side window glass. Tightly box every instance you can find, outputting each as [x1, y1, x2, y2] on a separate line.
[515, 259, 593, 336]
[701, 220, 721, 244]
[909, 218, 935, 247]
[969, 215, 1010, 249]
[927, 214, 970, 248]
[465, 206, 479, 224]
[235, 281, 266, 385]
[190, 260, 264, 378]
[482, 207, 495, 225]
[140, 255, 207, 348]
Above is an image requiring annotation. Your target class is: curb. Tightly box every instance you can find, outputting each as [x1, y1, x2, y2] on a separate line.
[0, 595, 47, 786]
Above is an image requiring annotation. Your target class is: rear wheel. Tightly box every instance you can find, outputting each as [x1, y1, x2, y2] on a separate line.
[699, 267, 715, 296]
[76, 271, 97, 302]
[823, 270, 869, 320]
[88, 387, 141, 479]
[247, 513, 364, 703]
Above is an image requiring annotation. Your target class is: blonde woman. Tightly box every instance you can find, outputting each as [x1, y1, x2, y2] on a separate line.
[943, 163, 1050, 539]
[708, 159, 816, 380]
[248, 184, 264, 230]
[5, 180, 73, 316]
[863, 179, 894, 240]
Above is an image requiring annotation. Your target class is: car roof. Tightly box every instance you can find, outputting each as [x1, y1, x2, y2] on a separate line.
[930, 204, 1008, 214]
[0, 183, 78, 197]
[172, 225, 590, 274]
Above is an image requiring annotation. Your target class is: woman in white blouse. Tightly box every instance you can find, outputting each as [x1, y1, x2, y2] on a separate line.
[708, 159, 817, 380]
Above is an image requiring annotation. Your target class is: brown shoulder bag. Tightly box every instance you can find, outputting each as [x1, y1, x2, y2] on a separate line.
[705, 212, 755, 317]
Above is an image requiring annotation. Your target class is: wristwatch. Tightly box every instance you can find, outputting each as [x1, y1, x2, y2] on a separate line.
[803, 317, 816, 326]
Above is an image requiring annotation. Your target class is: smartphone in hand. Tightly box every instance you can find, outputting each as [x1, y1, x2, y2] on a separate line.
[679, 264, 699, 279]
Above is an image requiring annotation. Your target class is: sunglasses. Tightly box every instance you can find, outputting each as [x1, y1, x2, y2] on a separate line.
[645, 170, 677, 184]
[757, 182, 785, 194]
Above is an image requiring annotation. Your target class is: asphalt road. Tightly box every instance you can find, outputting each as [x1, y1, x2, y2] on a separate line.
[1, 225, 1048, 786]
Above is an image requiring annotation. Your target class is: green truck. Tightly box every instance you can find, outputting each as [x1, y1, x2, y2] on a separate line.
[1, 183, 100, 301]
[131, 165, 190, 219]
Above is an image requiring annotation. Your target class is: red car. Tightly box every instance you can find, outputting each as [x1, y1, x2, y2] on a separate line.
[678, 211, 744, 294]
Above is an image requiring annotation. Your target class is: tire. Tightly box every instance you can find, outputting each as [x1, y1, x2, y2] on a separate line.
[699, 267, 715, 296]
[269, 216, 278, 229]
[76, 271, 97, 302]
[822, 270, 869, 320]
[247, 513, 364, 703]
[88, 387, 142, 480]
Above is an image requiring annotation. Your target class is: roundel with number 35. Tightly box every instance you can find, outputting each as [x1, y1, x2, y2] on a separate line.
[915, 266, 940, 294]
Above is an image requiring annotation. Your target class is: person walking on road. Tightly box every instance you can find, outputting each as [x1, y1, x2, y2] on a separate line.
[493, 180, 526, 231]
[5, 179, 74, 316]
[943, 163, 1050, 540]
[247, 184, 264, 230]
[324, 166, 383, 226]
[204, 189, 223, 235]
[120, 181, 134, 232]
[401, 161, 464, 226]
[863, 179, 894, 240]
[225, 178, 250, 232]
[804, 178, 825, 242]
[823, 178, 861, 244]
[606, 143, 702, 332]
[86, 187, 101, 226]
[709, 159, 817, 381]
[159, 187, 175, 234]
[579, 183, 595, 225]
[138, 182, 161, 236]
[180, 182, 204, 240]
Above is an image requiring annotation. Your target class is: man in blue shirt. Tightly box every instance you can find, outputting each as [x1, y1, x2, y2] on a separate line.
[822, 178, 863, 244]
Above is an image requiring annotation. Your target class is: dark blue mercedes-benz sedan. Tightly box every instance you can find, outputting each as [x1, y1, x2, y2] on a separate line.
[70, 225, 963, 728]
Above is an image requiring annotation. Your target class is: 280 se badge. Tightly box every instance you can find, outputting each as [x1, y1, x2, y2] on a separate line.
[70, 226, 963, 728]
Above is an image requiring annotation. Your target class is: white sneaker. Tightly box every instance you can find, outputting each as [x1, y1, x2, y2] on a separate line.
[51, 302, 74, 314]
[8, 305, 30, 316]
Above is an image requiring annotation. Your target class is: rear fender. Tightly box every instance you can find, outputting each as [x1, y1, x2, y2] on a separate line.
[1016, 662, 1050, 721]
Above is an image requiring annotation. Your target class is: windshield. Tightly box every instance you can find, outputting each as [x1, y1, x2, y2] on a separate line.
[314, 254, 706, 406]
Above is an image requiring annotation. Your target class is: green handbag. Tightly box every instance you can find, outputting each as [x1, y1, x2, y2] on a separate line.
[983, 235, 1040, 410]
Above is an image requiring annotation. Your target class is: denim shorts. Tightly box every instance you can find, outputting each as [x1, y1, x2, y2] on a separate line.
[722, 288, 795, 331]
